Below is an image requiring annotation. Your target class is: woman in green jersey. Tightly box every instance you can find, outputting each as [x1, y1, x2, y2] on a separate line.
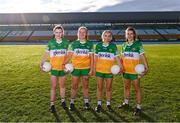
[94, 30, 122, 112]
[40, 25, 69, 113]
[64, 26, 94, 111]
[118, 27, 149, 116]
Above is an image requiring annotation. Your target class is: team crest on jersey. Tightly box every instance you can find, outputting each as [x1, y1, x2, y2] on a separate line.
[132, 48, 136, 51]
[127, 46, 131, 49]
[51, 46, 56, 48]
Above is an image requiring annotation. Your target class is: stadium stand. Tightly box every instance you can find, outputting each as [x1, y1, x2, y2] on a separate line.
[29, 31, 52, 41]
[3, 31, 32, 41]
[0, 31, 9, 40]
[0, 12, 180, 43]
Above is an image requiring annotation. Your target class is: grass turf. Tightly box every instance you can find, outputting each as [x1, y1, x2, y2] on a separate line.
[0, 44, 180, 122]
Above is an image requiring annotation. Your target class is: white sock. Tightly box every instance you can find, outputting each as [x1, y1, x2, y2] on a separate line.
[137, 104, 141, 109]
[106, 100, 111, 106]
[61, 98, 65, 103]
[124, 98, 129, 104]
[97, 100, 102, 105]
[84, 98, 89, 103]
[70, 98, 75, 104]
[50, 101, 54, 106]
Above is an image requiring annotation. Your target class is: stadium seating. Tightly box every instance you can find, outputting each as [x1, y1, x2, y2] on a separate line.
[29, 31, 53, 41]
[3, 31, 32, 41]
[0, 24, 180, 42]
[0, 31, 9, 41]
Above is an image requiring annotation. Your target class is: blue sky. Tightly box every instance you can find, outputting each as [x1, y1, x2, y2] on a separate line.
[0, 0, 179, 13]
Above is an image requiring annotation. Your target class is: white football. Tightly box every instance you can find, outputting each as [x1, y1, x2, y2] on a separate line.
[64, 63, 74, 73]
[135, 64, 145, 74]
[42, 62, 51, 72]
[111, 65, 121, 75]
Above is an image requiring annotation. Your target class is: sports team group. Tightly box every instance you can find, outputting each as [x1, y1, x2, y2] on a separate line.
[40, 25, 149, 116]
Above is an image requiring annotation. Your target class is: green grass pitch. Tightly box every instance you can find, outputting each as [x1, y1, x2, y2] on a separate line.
[0, 44, 179, 122]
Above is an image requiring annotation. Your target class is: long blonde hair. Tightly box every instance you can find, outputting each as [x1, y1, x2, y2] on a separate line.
[77, 26, 88, 40]
[101, 30, 113, 41]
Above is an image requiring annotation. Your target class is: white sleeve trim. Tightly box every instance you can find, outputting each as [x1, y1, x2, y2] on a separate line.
[140, 52, 145, 55]
[45, 50, 50, 53]
[115, 54, 120, 57]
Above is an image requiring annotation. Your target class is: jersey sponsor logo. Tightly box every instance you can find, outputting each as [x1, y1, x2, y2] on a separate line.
[74, 49, 89, 56]
[98, 52, 114, 60]
[123, 52, 140, 60]
[124, 52, 134, 57]
[50, 49, 66, 57]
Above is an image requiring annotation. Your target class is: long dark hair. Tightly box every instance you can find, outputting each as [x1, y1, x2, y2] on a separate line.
[125, 26, 137, 41]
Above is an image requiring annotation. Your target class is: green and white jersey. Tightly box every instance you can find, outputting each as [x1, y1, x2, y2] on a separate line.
[68, 40, 94, 69]
[95, 42, 119, 73]
[121, 40, 145, 74]
[46, 38, 69, 70]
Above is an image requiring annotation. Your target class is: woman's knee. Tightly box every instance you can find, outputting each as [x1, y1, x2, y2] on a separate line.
[72, 83, 78, 90]
[97, 84, 103, 91]
[106, 87, 112, 92]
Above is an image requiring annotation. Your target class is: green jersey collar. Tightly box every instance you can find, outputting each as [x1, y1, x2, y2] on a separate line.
[102, 42, 109, 47]
[77, 39, 87, 44]
[126, 40, 138, 46]
[56, 40, 62, 44]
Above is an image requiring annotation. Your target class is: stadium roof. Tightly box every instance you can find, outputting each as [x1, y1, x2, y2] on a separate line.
[0, 11, 180, 24]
